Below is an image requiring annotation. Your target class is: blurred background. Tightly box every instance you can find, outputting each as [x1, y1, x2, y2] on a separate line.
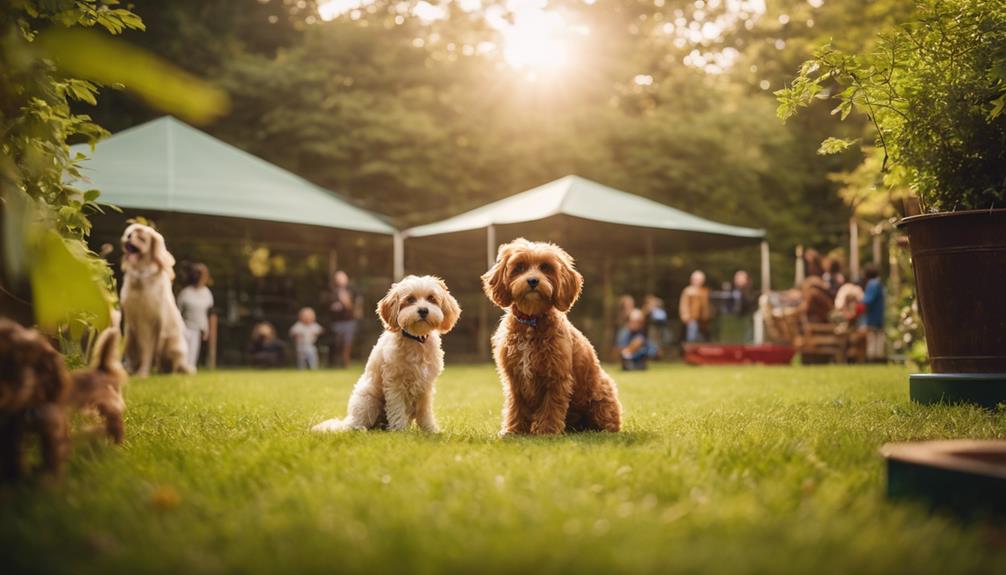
[44, 0, 915, 363]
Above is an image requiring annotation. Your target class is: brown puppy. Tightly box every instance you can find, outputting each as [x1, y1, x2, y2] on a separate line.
[482, 238, 622, 435]
[70, 328, 127, 444]
[0, 319, 70, 480]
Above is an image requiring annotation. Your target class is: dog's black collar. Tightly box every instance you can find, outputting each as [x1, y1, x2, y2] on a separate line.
[401, 329, 428, 343]
[511, 309, 540, 328]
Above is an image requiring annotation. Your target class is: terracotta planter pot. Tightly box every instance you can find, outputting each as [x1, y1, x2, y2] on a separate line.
[898, 209, 1006, 406]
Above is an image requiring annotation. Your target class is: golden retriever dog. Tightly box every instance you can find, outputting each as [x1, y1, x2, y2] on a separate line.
[120, 223, 191, 377]
[313, 275, 461, 433]
[482, 238, 622, 435]
[0, 319, 70, 480]
[69, 327, 127, 444]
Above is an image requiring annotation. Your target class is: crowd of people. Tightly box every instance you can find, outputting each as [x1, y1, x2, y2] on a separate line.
[179, 255, 884, 372]
[174, 267, 362, 371]
[801, 250, 886, 363]
[613, 268, 756, 371]
[612, 252, 886, 369]
[249, 270, 363, 370]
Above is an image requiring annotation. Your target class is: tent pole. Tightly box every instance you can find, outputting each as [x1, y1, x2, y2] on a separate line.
[850, 217, 860, 282]
[760, 240, 771, 294]
[486, 224, 497, 270]
[602, 257, 614, 361]
[645, 232, 656, 294]
[794, 244, 805, 287]
[478, 225, 497, 361]
[872, 225, 882, 268]
[392, 232, 404, 280]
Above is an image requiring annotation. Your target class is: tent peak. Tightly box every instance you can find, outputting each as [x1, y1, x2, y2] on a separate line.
[403, 174, 765, 242]
[69, 116, 396, 235]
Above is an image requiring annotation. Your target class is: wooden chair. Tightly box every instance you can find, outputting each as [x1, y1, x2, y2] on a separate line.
[759, 292, 843, 364]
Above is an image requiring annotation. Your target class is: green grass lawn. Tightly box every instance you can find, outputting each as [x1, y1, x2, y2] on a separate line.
[3, 364, 1005, 574]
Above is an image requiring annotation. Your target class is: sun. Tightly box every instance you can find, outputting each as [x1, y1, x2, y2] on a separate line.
[498, 6, 583, 78]
[502, 11, 570, 72]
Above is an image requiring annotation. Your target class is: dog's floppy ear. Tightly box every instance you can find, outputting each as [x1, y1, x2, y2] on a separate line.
[377, 282, 402, 332]
[149, 228, 176, 280]
[435, 277, 462, 333]
[481, 241, 515, 308]
[552, 246, 583, 312]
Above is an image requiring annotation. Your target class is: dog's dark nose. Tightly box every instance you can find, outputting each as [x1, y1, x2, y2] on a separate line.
[418, 307, 429, 318]
[527, 277, 539, 288]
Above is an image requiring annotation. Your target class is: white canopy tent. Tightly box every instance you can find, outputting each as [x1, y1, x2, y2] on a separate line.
[402, 175, 770, 290]
[403, 175, 772, 354]
[69, 116, 397, 254]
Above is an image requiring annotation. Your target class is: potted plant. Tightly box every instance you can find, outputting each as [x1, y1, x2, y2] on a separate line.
[777, 0, 1006, 406]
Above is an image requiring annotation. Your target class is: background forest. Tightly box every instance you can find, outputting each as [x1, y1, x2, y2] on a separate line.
[83, 0, 912, 247]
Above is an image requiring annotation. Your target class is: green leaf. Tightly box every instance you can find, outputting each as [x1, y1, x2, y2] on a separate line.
[988, 93, 1006, 121]
[817, 137, 858, 155]
[84, 189, 100, 202]
[29, 231, 110, 332]
[38, 28, 229, 124]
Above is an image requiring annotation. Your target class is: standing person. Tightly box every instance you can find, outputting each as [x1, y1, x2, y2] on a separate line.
[861, 265, 886, 362]
[176, 263, 214, 372]
[723, 270, 756, 343]
[727, 270, 756, 316]
[290, 307, 324, 370]
[327, 270, 358, 368]
[679, 270, 711, 343]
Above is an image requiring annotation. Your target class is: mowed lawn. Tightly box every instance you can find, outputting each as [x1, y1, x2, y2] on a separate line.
[3, 364, 1006, 574]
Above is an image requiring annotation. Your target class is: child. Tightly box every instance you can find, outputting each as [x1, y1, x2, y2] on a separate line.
[617, 309, 650, 371]
[289, 307, 324, 370]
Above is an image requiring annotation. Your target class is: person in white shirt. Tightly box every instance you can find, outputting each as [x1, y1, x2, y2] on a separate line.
[176, 263, 214, 372]
[289, 307, 324, 370]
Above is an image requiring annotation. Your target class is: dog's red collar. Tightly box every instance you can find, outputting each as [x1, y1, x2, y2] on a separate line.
[510, 309, 541, 328]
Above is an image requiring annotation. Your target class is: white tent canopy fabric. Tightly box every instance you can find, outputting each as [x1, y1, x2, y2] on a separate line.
[404, 175, 765, 241]
[69, 116, 394, 235]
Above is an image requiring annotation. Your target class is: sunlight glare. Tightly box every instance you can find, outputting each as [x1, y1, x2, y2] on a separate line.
[499, 4, 579, 77]
[318, 0, 368, 20]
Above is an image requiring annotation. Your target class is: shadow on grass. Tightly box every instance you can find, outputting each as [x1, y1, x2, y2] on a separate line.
[306, 428, 658, 447]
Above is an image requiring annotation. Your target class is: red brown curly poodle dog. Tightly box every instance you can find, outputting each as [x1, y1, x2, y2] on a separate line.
[482, 238, 622, 436]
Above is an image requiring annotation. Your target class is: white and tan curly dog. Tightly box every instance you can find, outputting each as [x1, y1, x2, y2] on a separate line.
[312, 275, 461, 433]
[119, 223, 191, 377]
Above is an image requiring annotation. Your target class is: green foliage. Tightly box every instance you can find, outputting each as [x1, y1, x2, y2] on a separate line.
[2, 1, 230, 330]
[0, 1, 146, 327]
[817, 137, 858, 156]
[1, 365, 1005, 573]
[778, 0, 1006, 212]
[29, 229, 111, 331]
[38, 27, 230, 124]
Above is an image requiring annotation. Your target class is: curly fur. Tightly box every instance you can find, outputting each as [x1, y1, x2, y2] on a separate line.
[313, 275, 461, 433]
[0, 319, 70, 480]
[119, 223, 190, 377]
[482, 238, 622, 435]
[69, 328, 127, 444]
